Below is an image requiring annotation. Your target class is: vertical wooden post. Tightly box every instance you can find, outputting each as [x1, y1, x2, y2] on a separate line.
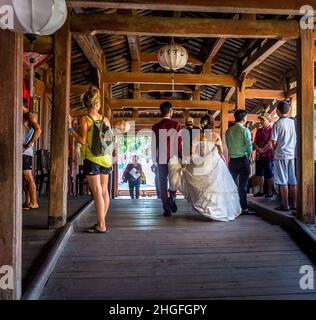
[132, 60, 141, 99]
[193, 86, 201, 100]
[48, 18, 71, 228]
[104, 84, 112, 121]
[0, 30, 23, 300]
[296, 28, 315, 224]
[100, 82, 106, 116]
[221, 103, 229, 159]
[236, 80, 246, 110]
[100, 54, 106, 116]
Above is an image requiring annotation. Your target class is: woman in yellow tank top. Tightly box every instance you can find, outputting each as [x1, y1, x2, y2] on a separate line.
[69, 87, 112, 233]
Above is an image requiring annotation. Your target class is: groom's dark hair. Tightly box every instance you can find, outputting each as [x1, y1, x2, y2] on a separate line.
[234, 110, 248, 122]
[160, 101, 173, 116]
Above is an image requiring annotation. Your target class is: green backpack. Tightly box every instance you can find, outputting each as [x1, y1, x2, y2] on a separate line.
[88, 116, 114, 157]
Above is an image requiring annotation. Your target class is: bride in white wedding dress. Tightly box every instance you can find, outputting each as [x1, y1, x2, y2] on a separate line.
[169, 116, 241, 222]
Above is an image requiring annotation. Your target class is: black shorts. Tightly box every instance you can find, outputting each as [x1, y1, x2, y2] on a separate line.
[83, 159, 112, 176]
[255, 158, 274, 179]
[23, 155, 33, 171]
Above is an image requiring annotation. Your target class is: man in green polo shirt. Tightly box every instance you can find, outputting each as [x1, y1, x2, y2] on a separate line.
[225, 110, 254, 214]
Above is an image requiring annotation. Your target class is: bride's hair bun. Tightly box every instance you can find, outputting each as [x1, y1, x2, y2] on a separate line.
[81, 86, 100, 110]
[200, 114, 215, 130]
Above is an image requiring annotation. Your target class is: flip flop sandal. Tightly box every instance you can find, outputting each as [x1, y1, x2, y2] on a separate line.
[275, 206, 290, 212]
[86, 225, 108, 234]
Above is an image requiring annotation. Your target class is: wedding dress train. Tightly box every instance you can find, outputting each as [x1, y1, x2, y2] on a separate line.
[169, 140, 242, 222]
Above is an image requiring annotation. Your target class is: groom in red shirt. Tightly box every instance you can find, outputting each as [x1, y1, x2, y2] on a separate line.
[152, 102, 183, 216]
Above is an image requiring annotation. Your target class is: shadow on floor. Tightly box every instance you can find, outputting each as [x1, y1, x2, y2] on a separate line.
[22, 195, 92, 294]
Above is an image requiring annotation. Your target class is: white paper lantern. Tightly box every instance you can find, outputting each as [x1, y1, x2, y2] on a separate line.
[11, 0, 67, 35]
[157, 44, 188, 71]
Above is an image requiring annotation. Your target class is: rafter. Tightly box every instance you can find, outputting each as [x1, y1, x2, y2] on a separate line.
[241, 39, 286, 75]
[221, 40, 257, 102]
[201, 14, 239, 75]
[70, 14, 299, 40]
[72, 34, 104, 72]
[205, 38, 226, 64]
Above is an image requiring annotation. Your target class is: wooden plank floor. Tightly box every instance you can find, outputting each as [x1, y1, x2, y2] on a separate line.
[22, 195, 92, 292]
[40, 199, 316, 300]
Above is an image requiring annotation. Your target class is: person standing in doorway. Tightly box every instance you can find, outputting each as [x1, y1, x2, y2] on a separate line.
[225, 109, 254, 214]
[69, 87, 114, 233]
[271, 101, 297, 212]
[122, 155, 143, 199]
[23, 105, 41, 210]
[253, 113, 274, 198]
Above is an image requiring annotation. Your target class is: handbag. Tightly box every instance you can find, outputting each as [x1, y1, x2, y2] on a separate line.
[140, 171, 146, 184]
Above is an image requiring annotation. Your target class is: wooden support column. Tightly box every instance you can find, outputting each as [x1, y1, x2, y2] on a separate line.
[48, 18, 71, 229]
[0, 30, 23, 300]
[131, 59, 141, 99]
[100, 54, 106, 116]
[221, 103, 229, 159]
[193, 86, 201, 100]
[296, 28, 315, 224]
[104, 84, 112, 121]
[236, 79, 246, 110]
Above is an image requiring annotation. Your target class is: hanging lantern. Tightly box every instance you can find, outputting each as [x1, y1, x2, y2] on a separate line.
[157, 41, 188, 91]
[11, 0, 67, 36]
[157, 43, 188, 72]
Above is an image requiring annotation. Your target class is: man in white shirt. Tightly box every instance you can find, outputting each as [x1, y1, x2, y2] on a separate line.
[271, 101, 297, 212]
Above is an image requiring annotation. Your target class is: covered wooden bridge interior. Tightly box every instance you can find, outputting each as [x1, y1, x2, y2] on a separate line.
[1, 0, 316, 300]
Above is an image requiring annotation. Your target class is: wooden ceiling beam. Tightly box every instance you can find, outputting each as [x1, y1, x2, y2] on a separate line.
[245, 89, 285, 100]
[118, 9, 141, 62]
[221, 39, 259, 102]
[205, 39, 226, 64]
[66, 1, 316, 15]
[70, 14, 299, 40]
[139, 84, 193, 93]
[72, 34, 104, 72]
[102, 71, 255, 87]
[202, 38, 226, 74]
[241, 39, 286, 75]
[202, 14, 239, 73]
[109, 99, 235, 110]
[127, 35, 141, 62]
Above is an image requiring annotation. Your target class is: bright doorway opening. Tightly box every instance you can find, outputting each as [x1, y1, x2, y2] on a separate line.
[117, 135, 158, 198]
